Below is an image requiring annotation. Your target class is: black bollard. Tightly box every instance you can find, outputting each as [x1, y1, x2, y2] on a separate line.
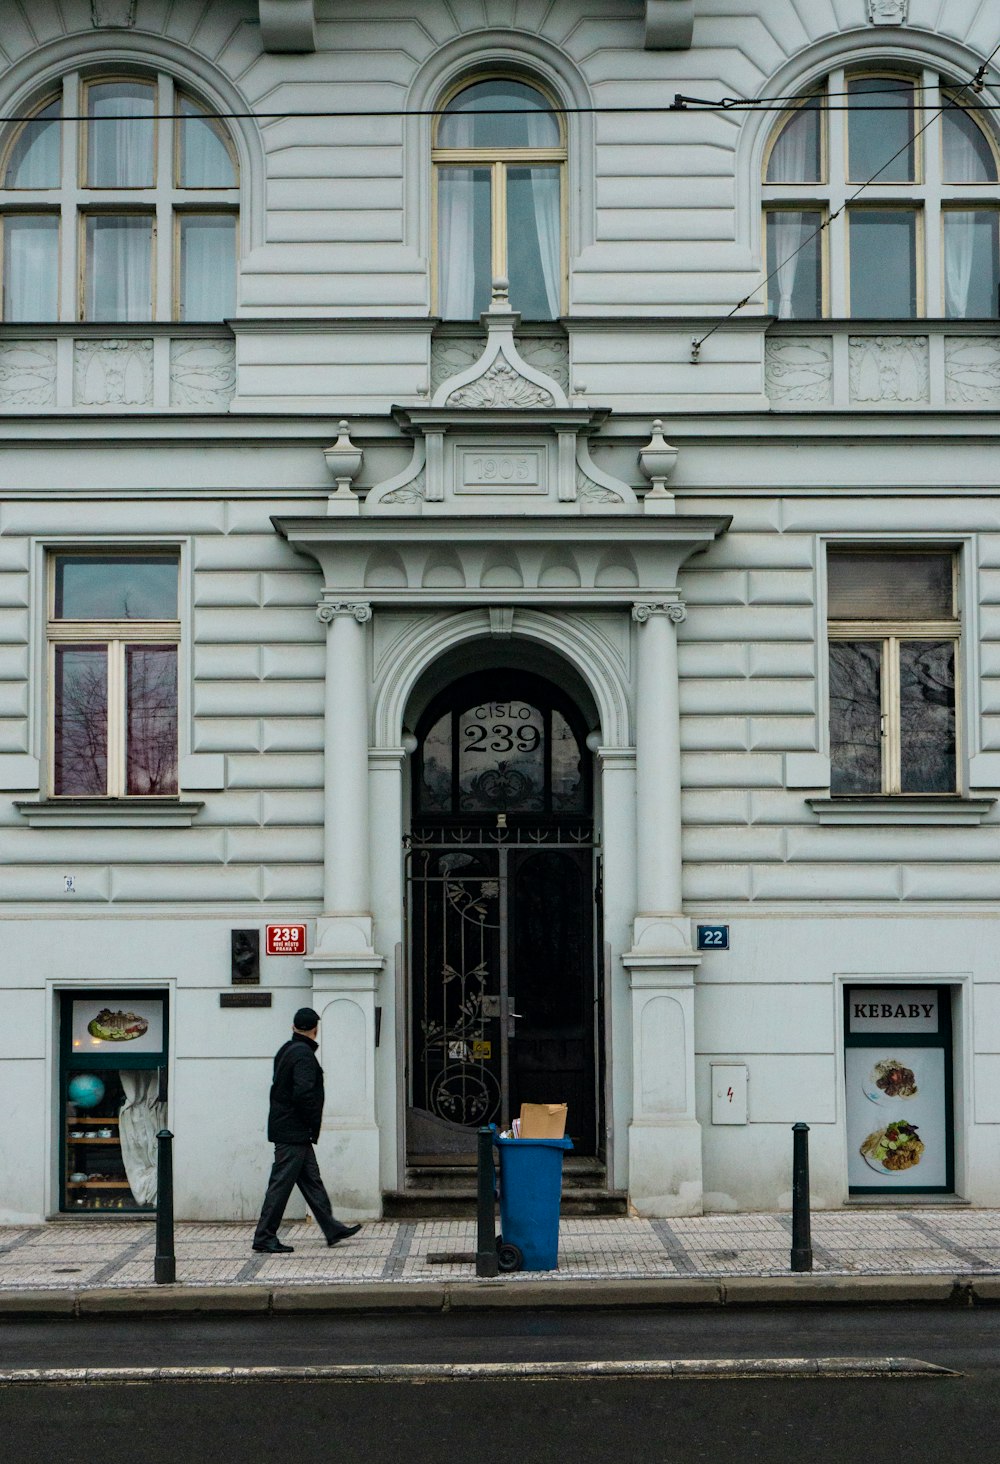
[154, 1128, 176, 1285]
[790, 1121, 813, 1273]
[475, 1126, 499, 1278]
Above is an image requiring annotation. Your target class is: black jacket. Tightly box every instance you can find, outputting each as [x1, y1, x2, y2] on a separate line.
[267, 1034, 325, 1144]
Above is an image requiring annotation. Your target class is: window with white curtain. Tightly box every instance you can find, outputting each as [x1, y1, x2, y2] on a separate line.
[0, 73, 238, 322]
[434, 77, 566, 320]
[763, 70, 1000, 319]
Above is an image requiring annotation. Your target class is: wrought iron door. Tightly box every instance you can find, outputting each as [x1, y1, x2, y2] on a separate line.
[405, 828, 596, 1153]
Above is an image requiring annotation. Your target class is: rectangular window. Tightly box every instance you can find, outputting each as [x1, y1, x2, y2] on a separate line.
[848, 208, 918, 317]
[847, 76, 916, 184]
[83, 214, 154, 321]
[49, 552, 179, 798]
[828, 549, 958, 796]
[766, 208, 823, 318]
[2, 214, 59, 320]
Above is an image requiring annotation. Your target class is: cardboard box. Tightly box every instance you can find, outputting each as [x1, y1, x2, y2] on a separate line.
[519, 1102, 568, 1139]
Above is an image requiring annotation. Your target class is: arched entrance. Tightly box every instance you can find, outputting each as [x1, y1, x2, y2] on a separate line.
[405, 669, 598, 1160]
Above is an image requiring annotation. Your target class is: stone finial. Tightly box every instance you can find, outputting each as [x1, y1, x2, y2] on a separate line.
[323, 420, 363, 516]
[489, 276, 512, 314]
[639, 420, 679, 514]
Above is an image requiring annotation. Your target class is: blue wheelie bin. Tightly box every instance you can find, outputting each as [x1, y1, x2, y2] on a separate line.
[493, 1130, 574, 1271]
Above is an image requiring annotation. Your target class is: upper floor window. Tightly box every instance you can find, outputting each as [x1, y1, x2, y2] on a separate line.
[828, 548, 958, 795]
[48, 552, 180, 798]
[433, 77, 565, 320]
[763, 70, 999, 319]
[1, 72, 238, 323]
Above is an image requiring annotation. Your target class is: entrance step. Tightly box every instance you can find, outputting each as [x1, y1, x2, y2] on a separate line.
[384, 1157, 628, 1218]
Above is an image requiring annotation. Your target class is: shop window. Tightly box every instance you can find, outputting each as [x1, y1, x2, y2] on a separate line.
[827, 548, 959, 795]
[433, 77, 566, 320]
[0, 74, 238, 321]
[61, 990, 168, 1212]
[48, 552, 180, 797]
[763, 71, 1000, 318]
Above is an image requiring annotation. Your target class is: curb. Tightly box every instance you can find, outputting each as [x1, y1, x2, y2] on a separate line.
[0, 1357, 959, 1386]
[0, 1273, 987, 1315]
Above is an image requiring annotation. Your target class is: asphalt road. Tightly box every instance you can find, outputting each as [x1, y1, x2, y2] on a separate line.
[2, 1307, 999, 1464]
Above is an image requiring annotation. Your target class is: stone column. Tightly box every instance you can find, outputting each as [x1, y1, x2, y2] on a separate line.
[304, 597, 383, 1219]
[624, 598, 703, 1217]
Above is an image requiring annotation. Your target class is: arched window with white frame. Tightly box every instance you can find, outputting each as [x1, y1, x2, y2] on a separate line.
[0, 70, 239, 323]
[762, 67, 1000, 319]
[433, 76, 566, 320]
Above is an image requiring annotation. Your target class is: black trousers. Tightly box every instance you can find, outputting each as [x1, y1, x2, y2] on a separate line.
[253, 1142, 343, 1245]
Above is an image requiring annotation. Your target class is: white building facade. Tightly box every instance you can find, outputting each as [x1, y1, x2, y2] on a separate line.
[2, 0, 1000, 1223]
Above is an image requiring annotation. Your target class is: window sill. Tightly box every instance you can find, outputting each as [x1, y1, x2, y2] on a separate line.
[807, 796, 996, 826]
[14, 799, 205, 828]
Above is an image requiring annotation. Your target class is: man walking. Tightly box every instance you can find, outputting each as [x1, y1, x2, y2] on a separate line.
[252, 1007, 362, 1254]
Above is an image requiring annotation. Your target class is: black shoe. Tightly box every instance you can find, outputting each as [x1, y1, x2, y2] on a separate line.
[326, 1224, 362, 1246]
[253, 1240, 294, 1254]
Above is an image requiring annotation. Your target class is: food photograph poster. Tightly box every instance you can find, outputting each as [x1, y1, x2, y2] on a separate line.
[845, 1046, 947, 1189]
[71, 999, 165, 1057]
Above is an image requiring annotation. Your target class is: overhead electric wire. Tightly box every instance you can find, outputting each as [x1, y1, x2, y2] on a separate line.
[689, 38, 1000, 359]
[0, 85, 997, 125]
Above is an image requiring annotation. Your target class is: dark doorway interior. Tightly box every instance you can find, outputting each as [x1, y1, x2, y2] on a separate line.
[405, 669, 598, 1158]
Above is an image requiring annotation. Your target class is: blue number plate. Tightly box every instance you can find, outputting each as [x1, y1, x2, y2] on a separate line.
[696, 924, 729, 950]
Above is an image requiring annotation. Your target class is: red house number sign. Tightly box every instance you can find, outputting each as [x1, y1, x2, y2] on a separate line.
[266, 924, 307, 956]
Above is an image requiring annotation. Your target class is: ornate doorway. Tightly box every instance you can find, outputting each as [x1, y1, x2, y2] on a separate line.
[405, 671, 598, 1159]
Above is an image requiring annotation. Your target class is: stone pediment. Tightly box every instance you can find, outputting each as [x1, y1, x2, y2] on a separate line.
[365, 280, 639, 516]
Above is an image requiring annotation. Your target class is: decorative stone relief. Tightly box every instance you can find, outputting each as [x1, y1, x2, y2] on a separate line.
[381, 469, 427, 505]
[517, 337, 569, 393]
[867, 0, 906, 23]
[764, 337, 833, 405]
[849, 335, 929, 403]
[0, 341, 56, 409]
[169, 339, 237, 409]
[446, 358, 555, 409]
[945, 338, 1000, 405]
[75, 339, 153, 406]
[576, 466, 621, 504]
[91, 0, 135, 24]
[432, 335, 569, 396]
[430, 339, 482, 396]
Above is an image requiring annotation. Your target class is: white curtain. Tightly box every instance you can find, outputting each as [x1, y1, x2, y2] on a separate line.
[770, 211, 811, 319]
[181, 216, 236, 319]
[439, 168, 479, 318]
[945, 211, 978, 318]
[524, 111, 561, 318]
[5, 216, 58, 320]
[118, 1070, 166, 1206]
[6, 105, 61, 188]
[944, 113, 990, 318]
[766, 104, 813, 183]
[86, 216, 152, 321]
[88, 84, 153, 187]
[181, 107, 236, 188]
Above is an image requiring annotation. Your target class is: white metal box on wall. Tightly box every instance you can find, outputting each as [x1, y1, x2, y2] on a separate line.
[711, 1064, 749, 1125]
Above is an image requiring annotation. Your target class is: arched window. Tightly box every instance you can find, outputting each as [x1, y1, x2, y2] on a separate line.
[0, 71, 239, 323]
[762, 69, 1000, 319]
[433, 77, 566, 320]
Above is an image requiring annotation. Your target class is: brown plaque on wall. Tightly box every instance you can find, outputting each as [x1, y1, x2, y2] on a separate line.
[220, 992, 272, 1009]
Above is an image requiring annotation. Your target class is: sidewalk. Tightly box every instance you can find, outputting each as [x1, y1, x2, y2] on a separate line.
[3, 1209, 1000, 1311]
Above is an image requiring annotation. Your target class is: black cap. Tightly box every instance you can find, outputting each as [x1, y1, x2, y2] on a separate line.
[293, 1007, 320, 1031]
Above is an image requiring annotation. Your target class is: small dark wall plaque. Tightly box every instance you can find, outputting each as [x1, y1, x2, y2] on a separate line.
[231, 928, 261, 984]
[220, 991, 272, 1009]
